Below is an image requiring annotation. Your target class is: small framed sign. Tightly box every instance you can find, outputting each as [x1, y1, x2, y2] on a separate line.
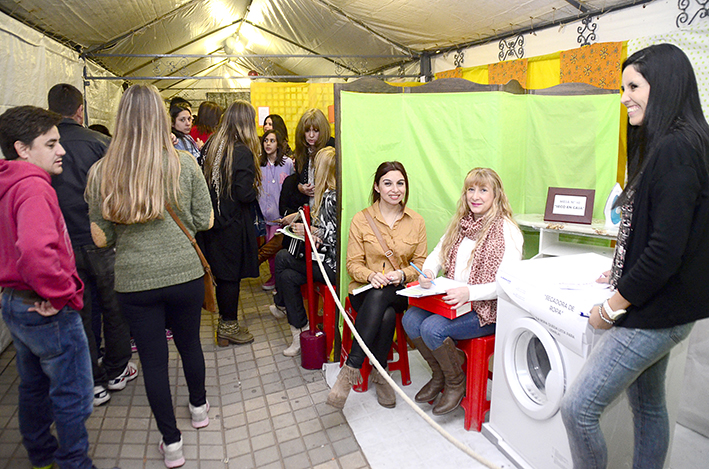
[544, 187, 595, 225]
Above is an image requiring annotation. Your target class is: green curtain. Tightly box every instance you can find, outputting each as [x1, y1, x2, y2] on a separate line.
[339, 90, 620, 297]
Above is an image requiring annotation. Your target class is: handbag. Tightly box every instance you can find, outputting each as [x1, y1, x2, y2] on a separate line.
[165, 204, 218, 313]
[363, 208, 401, 271]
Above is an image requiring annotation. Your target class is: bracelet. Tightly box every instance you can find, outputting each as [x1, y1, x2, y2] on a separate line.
[398, 269, 405, 285]
[598, 304, 615, 325]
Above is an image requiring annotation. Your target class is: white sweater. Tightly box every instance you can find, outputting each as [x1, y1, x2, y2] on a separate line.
[422, 218, 524, 301]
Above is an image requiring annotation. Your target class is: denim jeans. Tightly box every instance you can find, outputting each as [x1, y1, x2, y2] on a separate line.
[560, 323, 694, 469]
[75, 244, 132, 386]
[1, 291, 93, 469]
[402, 306, 496, 350]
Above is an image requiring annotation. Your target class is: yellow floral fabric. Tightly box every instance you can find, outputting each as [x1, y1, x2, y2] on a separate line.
[560, 42, 623, 90]
[488, 59, 528, 86]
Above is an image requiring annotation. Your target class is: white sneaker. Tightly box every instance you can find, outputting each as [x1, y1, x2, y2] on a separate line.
[269, 304, 286, 319]
[189, 400, 209, 428]
[159, 437, 185, 468]
[107, 361, 138, 391]
[93, 385, 110, 407]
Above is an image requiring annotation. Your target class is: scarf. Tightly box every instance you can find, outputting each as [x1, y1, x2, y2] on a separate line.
[210, 140, 226, 214]
[444, 213, 506, 326]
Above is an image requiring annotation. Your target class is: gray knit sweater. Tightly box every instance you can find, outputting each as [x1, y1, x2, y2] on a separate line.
[87, 150, 213, 292]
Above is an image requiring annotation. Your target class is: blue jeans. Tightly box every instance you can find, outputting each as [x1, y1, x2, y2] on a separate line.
[1, 291, 93, 469]
[402, 306, 496, 350]
[560, 323, 694, 469]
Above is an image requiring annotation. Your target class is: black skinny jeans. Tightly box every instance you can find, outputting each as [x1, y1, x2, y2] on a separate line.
[274, 249, 336, 329]
[117, 278, 207, 445]
[346, 284, 408, 370]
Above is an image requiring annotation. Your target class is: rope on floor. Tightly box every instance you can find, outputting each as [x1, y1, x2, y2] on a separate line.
[300, 211, 502, 469]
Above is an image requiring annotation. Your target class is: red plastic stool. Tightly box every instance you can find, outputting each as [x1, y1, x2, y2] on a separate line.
[457, 334, 495, 431]
[339, 297, 411, 392]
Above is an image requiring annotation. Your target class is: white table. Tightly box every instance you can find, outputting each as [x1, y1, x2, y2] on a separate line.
[515, 213, 618, 259]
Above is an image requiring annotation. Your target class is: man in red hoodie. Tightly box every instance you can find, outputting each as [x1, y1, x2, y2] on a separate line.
[0, 106, 94, 469]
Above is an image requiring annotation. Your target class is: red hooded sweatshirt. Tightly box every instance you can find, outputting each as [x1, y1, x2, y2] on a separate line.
[0, 159, 83, 311]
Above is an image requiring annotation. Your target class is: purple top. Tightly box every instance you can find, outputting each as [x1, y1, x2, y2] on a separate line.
[258, 158, 294, 224]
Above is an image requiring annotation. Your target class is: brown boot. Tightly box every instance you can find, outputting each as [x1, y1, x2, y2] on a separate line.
[217, 318, 254, 346]
[258, 233, 284, 264]
[326, 365, 362, 409]
[431, 337, 466, 415]
[411, 337, 444, 403]
[370, 367, 396, 408]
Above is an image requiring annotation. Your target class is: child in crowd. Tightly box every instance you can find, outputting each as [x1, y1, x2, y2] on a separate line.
[257, 129, 294, 290]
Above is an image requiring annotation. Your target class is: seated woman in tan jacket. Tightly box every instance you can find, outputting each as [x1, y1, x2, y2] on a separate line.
[327, 161, 427, 410]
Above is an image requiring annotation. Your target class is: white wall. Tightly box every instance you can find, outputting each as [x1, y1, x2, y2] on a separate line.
[432, 1, 682, 72]
[0, 13, 122, 132]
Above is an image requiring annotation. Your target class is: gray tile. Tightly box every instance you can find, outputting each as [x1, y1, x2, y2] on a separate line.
[279, 437, 306, 458]
[253, 445, 280, 466]
[339, 451, 368, 469]
[283, 453, 312, 469]
[308, 444, 335, 466]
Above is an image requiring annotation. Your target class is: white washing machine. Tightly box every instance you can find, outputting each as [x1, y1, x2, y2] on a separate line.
[482, 253, 689, 469]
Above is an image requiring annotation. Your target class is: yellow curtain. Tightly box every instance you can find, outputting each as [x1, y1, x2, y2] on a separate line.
[526, 52, 561, 89]
[461, 64, 488, 84]
[250, 82, 335, 139]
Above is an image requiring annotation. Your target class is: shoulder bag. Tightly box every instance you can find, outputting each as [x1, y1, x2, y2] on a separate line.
[363, 208, 401, 271]
[165, 204, 218, 313]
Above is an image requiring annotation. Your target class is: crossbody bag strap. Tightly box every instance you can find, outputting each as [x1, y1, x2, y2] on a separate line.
[363, 208, 401, 271]
[165, 204, 214, 280]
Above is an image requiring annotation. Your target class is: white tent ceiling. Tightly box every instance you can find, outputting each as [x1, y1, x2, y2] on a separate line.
[0, 0, 650, 93]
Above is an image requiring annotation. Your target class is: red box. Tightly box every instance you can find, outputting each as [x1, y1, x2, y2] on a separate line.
[406, 282, 472, 319]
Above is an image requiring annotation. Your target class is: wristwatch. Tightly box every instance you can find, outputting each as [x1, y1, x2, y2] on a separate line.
[602, 299, 627, 321]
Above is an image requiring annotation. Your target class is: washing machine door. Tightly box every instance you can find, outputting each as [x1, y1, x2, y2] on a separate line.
[502, 317, 566, 420]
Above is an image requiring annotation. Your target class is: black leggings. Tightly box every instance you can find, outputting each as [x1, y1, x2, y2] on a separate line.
[346, 284, 408, 370]
[117, 278, 206, 445]
[215, 278, 241, 321]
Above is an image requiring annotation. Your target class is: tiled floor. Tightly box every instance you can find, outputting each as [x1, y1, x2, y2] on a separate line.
[0, 265, 369, 469]
[1, 264, 708, 469]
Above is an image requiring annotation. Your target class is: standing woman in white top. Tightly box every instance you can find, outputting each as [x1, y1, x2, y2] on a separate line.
[402, 167, 523, 415]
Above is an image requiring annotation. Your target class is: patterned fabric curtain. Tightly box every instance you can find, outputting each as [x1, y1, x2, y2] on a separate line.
[560, 42, 623, 90]
[488, 58, 528, 86]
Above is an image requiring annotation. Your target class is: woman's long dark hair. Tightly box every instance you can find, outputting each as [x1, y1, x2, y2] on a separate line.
[618, 43, 709, 206]
[259, 129, 287, 167]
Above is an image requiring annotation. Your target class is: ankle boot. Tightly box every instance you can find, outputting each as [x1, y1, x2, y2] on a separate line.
[217, 318, 254, 346]
[326, 365, 362, 409]
[411, 337, 444, 403]
[370, 367, 396, 408]
[283, 322, 308, 357]
[431, 337, 466, 415]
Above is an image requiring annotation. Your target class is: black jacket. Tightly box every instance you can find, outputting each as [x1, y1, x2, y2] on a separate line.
[616, 133, 709, 329]
[51, 118, 110, 246]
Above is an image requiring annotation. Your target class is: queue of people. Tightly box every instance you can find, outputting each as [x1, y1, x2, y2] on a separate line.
[0, 42, 707, 469]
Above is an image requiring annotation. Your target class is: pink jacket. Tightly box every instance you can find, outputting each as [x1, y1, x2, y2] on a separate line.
[0, 160, 83, 311]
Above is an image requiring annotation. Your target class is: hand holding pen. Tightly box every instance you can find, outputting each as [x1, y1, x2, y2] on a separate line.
[367, 262, 390, 289]
[410, 262, 435, 289]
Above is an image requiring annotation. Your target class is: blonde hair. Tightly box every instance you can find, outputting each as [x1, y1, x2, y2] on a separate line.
[439, 168, 516, 267]
[311, 146, 337, 220]
[203, 100, 261, 198]
[87, 84, 180, 224]
[294, 108, 331, 174]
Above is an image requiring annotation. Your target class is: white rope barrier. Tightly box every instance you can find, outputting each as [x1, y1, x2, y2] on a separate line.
[299, 210, 501, 469]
